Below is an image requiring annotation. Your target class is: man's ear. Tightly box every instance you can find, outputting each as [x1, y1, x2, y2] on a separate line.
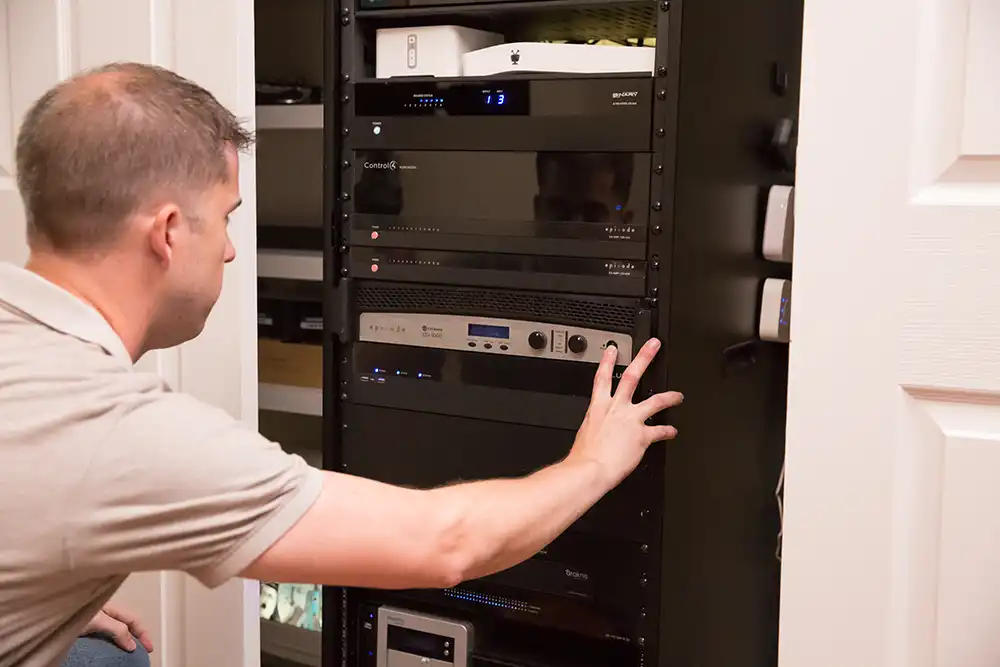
[147, 203, 183, 266]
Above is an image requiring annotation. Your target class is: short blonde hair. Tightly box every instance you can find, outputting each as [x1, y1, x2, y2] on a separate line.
[16, 62, 254, 250]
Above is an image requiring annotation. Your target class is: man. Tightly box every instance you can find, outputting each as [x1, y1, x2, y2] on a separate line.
[0, 63, 683, 667]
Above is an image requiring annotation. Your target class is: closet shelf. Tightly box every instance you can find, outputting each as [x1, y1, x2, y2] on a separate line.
[258, 249, 324, 282]
[257, 104, 323, 130]
[260, 618, 321, 666]
[259, 383, 323, 417]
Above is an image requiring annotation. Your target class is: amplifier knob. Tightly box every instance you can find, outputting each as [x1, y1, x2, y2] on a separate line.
[568, 335, 588, 354]
[528, 331, 547, 350]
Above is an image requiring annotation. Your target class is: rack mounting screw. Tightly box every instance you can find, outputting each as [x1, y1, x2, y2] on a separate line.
[341, 192, 351, 201]
[342, 95, 351, 104]
[657, 89, 667, 100]
[652, 201, 662, 211]
[341, 267, 348, 276]
[342, 127, 350, 136]
[342, 160, 350, 169]
[638, 637, 646, 647]
[342, 74, 351, 83]
[641, 543, 649, 553]
[659, 0, 670, 10]
[654, 164, 663, 174]
[657, 66, 667, 77]
[341, 16, 350, 25]
[656, 128, 665, 137]
[340, 393, 348, 400]
[650, 287, 659, 298]
[652, 225, 662, 235]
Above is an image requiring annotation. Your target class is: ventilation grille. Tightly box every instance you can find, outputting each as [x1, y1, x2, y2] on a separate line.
[356, 284, 639, 333]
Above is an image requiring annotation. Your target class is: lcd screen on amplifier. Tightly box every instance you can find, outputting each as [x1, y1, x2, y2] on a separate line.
[467, 323, 510, 339]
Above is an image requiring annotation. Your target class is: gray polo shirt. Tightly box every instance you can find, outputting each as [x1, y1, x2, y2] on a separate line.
[0, 263, 324, 667]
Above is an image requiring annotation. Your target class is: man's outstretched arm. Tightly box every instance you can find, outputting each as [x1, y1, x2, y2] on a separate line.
[240, 338, 682, 589]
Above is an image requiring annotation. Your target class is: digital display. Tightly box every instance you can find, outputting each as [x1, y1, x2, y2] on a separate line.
[482, 90, 507, 107]
[356, 80, 528, 116]
[468, 323, 510, 339]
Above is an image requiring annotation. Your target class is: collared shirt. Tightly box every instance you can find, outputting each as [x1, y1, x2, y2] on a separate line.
[0, 263, 324, 667]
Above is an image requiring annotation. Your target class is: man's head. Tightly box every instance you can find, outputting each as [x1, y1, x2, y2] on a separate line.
[16, 62, 254, 352]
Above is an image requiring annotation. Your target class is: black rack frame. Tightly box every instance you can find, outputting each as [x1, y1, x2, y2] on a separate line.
[321, 0, 802, 665]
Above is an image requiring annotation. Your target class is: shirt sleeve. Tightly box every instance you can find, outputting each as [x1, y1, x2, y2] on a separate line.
[69, 384, 325, 588]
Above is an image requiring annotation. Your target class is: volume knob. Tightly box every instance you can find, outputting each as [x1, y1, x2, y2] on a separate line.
[528, 331, 548, 350]
[568, 335, 588, 354]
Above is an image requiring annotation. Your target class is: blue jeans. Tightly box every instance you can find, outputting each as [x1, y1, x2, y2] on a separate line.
[62, 636, 150, 667]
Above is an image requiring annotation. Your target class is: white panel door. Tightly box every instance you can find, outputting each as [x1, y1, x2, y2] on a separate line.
[778, 0, 1000, 666]
[0, 2, 259, 667]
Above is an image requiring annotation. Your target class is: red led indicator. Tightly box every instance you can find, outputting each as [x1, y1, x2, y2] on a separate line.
[370, 263, 379, 272]
[371, 231, 379, 240]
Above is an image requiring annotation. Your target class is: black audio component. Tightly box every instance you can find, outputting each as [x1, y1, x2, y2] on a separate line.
[340, 404, 661, 650]
[349, 78, 653, 152]
[350, 248, 646, 297]
[349, 340, 602, 430]
[348, 150, 650, 259]
[341, 404, 657, 544]
[339, 283, 650, 429]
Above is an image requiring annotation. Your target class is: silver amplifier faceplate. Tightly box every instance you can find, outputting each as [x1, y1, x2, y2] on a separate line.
[358, 313, 634, 364]
[377, 607, 473, 667]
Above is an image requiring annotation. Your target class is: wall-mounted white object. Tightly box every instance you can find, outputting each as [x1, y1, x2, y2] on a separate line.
[762, 185, 795, 263]
[376, 26, 503, 78]
[759, 278, 791, 343]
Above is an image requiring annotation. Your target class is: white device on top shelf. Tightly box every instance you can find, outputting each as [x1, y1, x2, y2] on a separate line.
[462, 42, 656, 77]
[759, 278, 792, 344]
[376, 26, 503, 78]
[762, 185, 795, 263]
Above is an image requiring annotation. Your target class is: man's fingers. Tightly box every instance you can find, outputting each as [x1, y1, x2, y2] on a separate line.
[614, 338, 660, 402]
[590, 343, 618, 402]
[93, 616, 137, 652]
[646, 424, 678, 444]
[105, 606, 154, 652]
[636, 390, 684, 421]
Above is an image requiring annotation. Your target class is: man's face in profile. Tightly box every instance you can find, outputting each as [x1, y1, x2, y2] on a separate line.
[534, 155, 634, 224]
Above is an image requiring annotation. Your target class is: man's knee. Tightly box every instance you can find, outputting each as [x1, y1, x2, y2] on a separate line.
[63, 636, 150, 667]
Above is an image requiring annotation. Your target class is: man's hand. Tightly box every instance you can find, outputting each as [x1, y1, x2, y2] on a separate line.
[82, 604, 154, 653]
[568, 338, 683, 486]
